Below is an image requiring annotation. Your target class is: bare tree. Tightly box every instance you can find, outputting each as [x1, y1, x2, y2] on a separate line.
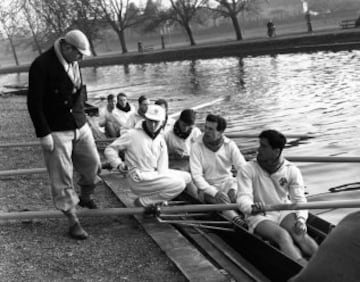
[94, 0, 143, 53]
[167, 0, 208, 46]
[18, 0, 45, 55]
[209, 0, 263, 40]
[71, 0, 104, 56]
[0, 3, 23, 65]
[29, 0, 73, 40]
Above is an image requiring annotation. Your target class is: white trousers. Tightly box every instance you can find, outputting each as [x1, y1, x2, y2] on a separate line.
[42, 123, 101, 211]
[128, 169, 191, 206]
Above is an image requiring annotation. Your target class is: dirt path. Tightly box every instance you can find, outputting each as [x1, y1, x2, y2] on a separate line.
[0, 96, 187, 282]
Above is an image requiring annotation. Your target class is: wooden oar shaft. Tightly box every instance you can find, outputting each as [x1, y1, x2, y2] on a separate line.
[226, 133, 313, 139]
[0, 168, 47, 177]
[0, 207, 146, 221]
[259, 200, 360, 212]
[2, 200, 360, 221]
[0, 139, 115, 148]
[286, 156, 360, 163]
[160, 200, 360, 214]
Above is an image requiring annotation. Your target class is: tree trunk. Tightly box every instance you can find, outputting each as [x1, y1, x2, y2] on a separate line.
[8, 36, 19, 66]
[116, 29, 128, 53]
[230, 14, 242, 40]
[184, 24, 196, 46]
[88, 38, 97, 56]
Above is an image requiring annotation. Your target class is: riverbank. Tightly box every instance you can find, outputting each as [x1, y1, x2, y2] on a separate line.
[1, 27, 360, 75]
[0, 96, 187, 282]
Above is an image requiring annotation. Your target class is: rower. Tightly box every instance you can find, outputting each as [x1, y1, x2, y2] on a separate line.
[98, 94, 121, 137]
[104, 104, 192, 207]
[165, 109, 201, 171]
[190, 114, 246, 224]
[154, 98, 175, 132]
[236, 129, 318, 265]
[123, 95, 150, 132]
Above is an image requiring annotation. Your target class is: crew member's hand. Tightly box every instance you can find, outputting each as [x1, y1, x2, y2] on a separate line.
[214, 191, 231, 204]
[117, 163, 128, 173]
[227, 189, 237, 203]
[295, 217, 307, 234]
[40, 134, 54, 152]
[251, 202, 266, 215]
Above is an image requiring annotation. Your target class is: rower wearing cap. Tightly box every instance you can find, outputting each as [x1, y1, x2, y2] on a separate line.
[105, 104, 192, 207]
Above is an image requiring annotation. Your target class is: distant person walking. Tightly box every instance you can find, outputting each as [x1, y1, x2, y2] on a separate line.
[27, 29, 101, 240]
[267, 20, 276, 38]
[305, 12, 313, 33]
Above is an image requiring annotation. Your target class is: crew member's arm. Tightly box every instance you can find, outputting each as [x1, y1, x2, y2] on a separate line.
[157, 137, 169, 173]
[189, 143, 218, 197]
[104, 133, 130, 169]
[230, 141, 247, 171]
[98, 108, 107, 127]
[236, 165, 255, 215]
[289, 166, 308, 232]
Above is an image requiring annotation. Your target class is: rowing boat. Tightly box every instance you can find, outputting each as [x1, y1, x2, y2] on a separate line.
[168, 192, 332, 282]
[98, 164, 333, 282]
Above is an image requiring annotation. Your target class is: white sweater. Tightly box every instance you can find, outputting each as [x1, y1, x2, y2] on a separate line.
[236, 159, 308, 220]
[98, 106, 134, 131]
[164, 126, 201, 157]
[190, 135, 246, 197]
[104, 125, 168, 174]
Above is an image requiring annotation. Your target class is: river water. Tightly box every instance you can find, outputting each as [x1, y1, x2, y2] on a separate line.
[1, 50, 359, 196]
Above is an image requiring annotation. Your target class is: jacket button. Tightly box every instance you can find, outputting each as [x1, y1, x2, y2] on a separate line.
[64, 101, 68, 105]
[70, 109, 73, 113]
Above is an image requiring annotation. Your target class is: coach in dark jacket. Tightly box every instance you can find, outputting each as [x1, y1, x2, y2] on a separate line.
[27, 30, 101, 240]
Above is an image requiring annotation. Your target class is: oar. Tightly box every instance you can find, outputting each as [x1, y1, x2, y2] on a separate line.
[2, 155, 360, 177]
[0, 168, 47, 177]
[285, 156, 360, 163]
[160, 200, 360, 214]
[249, 200, 360, 213]
[226, 133, 313, 139]
[0, 207, 146, 221]
[2, 200, 360, 221]
[169, 96, 228, 119]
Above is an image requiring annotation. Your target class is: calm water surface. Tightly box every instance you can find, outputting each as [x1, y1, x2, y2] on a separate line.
[1, 50, 359, 195]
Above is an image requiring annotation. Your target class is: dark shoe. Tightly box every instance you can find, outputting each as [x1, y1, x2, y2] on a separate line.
[232, 215, 248, 229]
[101, 162, 112, 170]
[79, 197, 98, 209]
[69, 222, 88, 240]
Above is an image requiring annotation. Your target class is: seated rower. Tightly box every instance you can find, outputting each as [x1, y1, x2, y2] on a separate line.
[236, 130, 318, 265]
[98, 94, 121, 138]
[114, 92, 135, 129]
[165, 109, 201, 170]
[190, 114, 246, 223]
[124, 95, 150, 132]
[154, 98, 175, 132]
[104, 104, 191, 207]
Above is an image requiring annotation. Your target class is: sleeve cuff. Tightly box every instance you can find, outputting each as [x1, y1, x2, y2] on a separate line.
[204, 186, 218, 198]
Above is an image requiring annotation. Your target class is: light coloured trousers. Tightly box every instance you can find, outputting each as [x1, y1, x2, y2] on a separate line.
[42, 123, 101, 211]
[128, 169, 191, 206]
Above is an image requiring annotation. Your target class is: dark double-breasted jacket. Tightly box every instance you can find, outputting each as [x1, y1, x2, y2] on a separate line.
[27, 46, 87, 138]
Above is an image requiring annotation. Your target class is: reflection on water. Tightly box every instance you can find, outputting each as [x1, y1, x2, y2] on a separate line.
[1, 50, 360, 195]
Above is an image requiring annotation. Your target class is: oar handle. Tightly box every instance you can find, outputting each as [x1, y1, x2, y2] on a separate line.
[160, 200, 360, 214]
[259, 200, 360, 212]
